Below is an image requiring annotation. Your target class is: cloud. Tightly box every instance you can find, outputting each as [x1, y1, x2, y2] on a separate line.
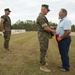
[0, 0, 75, 24]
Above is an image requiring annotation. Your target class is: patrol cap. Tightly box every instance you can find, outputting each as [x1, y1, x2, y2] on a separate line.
[4, 8, 11, 12]
[42, 4, 50, 11]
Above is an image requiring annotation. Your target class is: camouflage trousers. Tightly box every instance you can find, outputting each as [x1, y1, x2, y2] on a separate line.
[38, 32, 49, 65]
[3, 31, 11, 49]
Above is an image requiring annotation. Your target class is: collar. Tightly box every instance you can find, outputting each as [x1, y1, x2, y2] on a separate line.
[40, 13, 45, 16]
[62, 16, 67, 20]
[60, 16, 67, 22]
[39, 13, 46, 17]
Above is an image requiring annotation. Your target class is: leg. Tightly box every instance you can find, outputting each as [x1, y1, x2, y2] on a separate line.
[38, 35, 49, 65]
[3, 31, 11, 49]
[58, 37, 71, 70]
[37, 32, 51, 72]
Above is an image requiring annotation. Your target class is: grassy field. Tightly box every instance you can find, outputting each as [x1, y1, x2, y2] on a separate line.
[0, 32, 75, 75]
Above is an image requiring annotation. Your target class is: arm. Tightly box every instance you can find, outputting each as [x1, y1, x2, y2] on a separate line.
[61, 30, 71, 39]
[0, 16, 5, 32]
[43, 26, 55, 34]
[38, 17, 55, 34]
[0, 19, 5, 32]
[57, 30, 71, 41]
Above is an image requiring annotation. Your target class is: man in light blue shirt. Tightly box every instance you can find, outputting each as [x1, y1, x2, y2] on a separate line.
[56, 17, 71, 37]
[56, 8, 71, 72]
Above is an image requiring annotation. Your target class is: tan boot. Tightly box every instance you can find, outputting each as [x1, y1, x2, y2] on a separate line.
[5, 48, 11, 53]
[45, 62, 48, 66]
[40, 65, 51, 72]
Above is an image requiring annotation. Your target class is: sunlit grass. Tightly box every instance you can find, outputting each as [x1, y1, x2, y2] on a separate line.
[0, 32, 75, 75]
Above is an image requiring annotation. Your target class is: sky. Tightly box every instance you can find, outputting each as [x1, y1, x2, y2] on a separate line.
[0, 0, 75, 24]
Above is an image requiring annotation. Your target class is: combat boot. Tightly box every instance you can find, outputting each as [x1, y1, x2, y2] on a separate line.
[40, 65, 51, 72]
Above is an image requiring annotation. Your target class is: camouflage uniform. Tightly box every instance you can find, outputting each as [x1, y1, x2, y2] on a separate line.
[36, 13, 52, 65]
[1, 15, 11, 49]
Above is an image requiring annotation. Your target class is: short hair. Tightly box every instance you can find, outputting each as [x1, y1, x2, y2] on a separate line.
[61, 8, 67, 16]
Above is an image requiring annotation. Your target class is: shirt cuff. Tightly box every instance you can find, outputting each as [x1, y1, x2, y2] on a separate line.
[1, 18, 4, 21]
[64, 28, 71, 30]
[42, 23, 48, 27]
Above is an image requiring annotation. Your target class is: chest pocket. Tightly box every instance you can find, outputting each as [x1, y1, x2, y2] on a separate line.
[58, 24, 65, 35]
[5, 17, 10, 22]
[59, 21, 64, 30]
[4, 17, 11, 25]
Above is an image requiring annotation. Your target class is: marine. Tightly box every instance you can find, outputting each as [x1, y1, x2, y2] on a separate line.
[36, 4, 55, 72]
[0, 8, 11, 51]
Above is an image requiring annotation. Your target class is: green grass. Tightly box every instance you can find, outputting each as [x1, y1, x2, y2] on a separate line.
[0, 32, 75, 75]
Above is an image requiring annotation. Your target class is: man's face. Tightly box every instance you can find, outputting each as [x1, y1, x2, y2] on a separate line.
[44, 8, 49, 15]
[42, 7, 49, 15]
[59, 10, 65, 19]
[5, 11, 10, 15]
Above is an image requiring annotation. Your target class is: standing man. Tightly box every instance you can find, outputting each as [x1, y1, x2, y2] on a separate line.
[0, 8, 11, 51]
[36, 4, 55, 72]
[56, 8, 71, 72]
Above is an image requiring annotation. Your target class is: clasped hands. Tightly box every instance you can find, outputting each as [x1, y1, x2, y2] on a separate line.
[51, 28, 62, 41]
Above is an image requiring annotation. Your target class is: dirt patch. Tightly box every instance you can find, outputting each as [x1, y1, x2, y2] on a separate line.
[71, 32, 75, 36]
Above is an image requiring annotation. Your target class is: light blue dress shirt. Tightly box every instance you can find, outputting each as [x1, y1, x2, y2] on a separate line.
[56, 17, 71, 36]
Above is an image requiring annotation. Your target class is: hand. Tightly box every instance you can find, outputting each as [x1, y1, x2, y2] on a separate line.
[50, 26, 54, 29]
[51, 30, 56, 34]
[57, 37, 62, 41]
[50, 26, 56, 30]
[2, 29, 5, 33]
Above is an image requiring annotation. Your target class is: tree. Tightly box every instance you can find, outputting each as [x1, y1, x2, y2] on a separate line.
[12, 20, 75, 32]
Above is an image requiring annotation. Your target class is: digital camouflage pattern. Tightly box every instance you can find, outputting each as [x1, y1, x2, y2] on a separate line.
[36, 13, 52, 65]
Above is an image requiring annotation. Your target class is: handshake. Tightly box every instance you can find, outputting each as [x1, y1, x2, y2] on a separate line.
[50, 26, 56, 36]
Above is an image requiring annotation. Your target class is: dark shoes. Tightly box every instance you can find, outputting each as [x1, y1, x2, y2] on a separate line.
[58, 65, 69, 72]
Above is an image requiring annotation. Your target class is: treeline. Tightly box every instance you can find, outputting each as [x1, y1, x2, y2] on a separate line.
[12, 20, 57, 31]
[12, 20, 37, 31]
[12, 20, 75, 32]
[71, 25, 75, 32]
[0, 20, 75, 32]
